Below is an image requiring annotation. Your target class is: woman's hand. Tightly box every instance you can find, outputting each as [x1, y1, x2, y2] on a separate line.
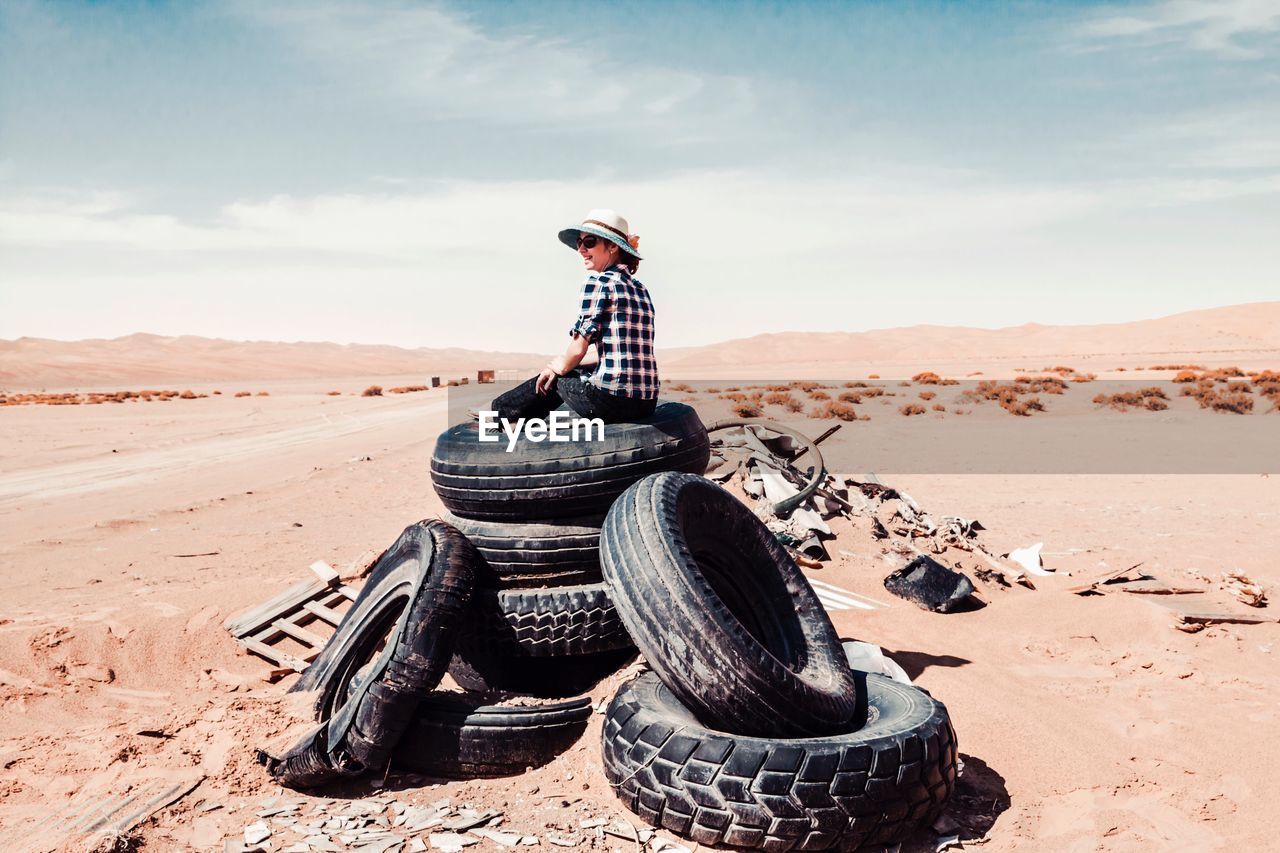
[535, 365, 560, 395]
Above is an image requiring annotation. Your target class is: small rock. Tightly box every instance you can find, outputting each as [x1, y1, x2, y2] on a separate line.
[244, 822, 272, 845]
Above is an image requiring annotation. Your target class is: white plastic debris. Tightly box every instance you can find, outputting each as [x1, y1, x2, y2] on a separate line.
[842, 641, 913, 685]
[1007, 542, 1055, 576]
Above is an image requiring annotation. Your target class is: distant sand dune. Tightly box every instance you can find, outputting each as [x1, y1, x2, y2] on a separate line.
[3, 302, 1278, 388]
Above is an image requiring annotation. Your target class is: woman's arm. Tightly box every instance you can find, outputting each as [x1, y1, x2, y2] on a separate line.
[536, 334, 591, 394]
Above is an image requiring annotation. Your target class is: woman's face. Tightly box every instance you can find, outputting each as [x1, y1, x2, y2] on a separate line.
[577, 233, 619, 272]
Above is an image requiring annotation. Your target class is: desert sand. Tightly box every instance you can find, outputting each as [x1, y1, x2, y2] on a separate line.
[1, 305, 1278, 851]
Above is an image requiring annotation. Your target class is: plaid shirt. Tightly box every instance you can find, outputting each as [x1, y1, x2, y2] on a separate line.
[570, 264, 659, 399]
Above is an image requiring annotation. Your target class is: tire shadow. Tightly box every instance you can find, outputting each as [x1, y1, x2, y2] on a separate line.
[882, 649, 971, 681]
[900, 752, 1012, 851]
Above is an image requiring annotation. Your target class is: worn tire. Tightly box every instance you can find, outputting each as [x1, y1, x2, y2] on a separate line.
[270, 520, 479, 787]
[430, 402, 711, 521]
[449, 646, 637, 698]
[456, 582, 633, 658]
[601, 472, 858, 738]
[603, 672, 957, 851]
[394, 693, 593, 778]
[441, 509, 603, 589]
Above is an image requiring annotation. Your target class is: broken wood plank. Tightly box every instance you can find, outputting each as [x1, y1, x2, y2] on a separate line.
[223, 578, 333, 637]
[302, 599, 346, 626]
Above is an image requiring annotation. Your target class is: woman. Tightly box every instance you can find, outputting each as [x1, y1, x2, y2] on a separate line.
[492, 209, 659, 424]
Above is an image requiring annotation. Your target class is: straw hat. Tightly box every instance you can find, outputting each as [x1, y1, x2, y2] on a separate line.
[557, 209, 642, 259]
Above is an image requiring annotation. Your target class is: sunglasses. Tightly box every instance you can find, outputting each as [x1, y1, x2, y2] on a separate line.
[576, 234, 601, 249]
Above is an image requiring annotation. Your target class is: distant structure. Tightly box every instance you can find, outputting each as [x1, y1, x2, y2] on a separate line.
[477, 370, 495, 384]
[431, 377, 441, 388]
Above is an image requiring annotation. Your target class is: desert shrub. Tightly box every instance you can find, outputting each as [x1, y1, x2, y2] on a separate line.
[1000, 396, 1044, 416]
[918, 391, 936, 401]
[763, 392, 794, 407]
[667, 382, 695, 393]
[868, 374, 880, 379]
[1043, 365, 1075, 374]
[838, 391, 861, 404]
[789, 381, 828, 392]
[1226, 381, 1250, 393]
[235, 391, 251, 398]
[721, 392, 748, 403]
[1150, 364, 1204, 371]
[860, 386, 884, 398]
[731, 402, 763, 418]
[899, 403, 926, 416]
[932, 404, 946, 412]
[212, 390, 222, 395]
[765, 384, 791, 392]
[1207, 391, 1254, 414]
[389, 385, 428, 394]
[327, 390, 341, 396]
[179, 390, 196, 399]
[1172, 370, 1200, 383]
[809, 390, 830, 400]
[723, 386, 740, 392]
[256, 391, 270, 396]
[1069, 373, 1096, 383]
[1093, 387, 1169, 411]
[808, 400, 859, 421]
[362, 385, 383, 397]
[784, 398, 804, 413]
[843, 381, 868, 389]
[912, 371, 941, 384]
[704, 387, 721, 393]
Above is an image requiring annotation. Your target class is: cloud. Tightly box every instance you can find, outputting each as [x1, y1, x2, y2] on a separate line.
[234, 0, 756, 128]
[1077, 0, 1280, 58]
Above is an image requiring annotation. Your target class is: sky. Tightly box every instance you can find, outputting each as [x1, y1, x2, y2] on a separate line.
[1, 0, 1277, 352]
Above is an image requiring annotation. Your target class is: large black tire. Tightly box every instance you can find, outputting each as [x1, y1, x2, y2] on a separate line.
[603, 672, 957, 851]
[440, 509, 603, 589]
[449, 646, 637, 698]
[456, 582, 633, 658]
[601, 472, 858, 738]
[395, 693, 593, 778]
[267, 520, 479, 787]
[430, 402, 711, 521]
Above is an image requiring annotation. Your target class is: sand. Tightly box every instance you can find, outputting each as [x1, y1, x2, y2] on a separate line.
[1, 309, 1278, 850]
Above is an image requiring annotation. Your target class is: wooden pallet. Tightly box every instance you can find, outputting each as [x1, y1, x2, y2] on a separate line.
[223, 561, 359, 675]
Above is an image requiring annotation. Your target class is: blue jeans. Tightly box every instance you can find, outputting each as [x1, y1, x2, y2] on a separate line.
[492, 370, 657, 424]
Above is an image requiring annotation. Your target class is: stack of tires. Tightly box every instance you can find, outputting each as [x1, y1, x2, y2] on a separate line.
[597, 472, 959, 852]
[429, 402, 712, 698]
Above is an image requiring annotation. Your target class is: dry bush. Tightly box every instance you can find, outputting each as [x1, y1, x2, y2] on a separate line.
[868, 374, 880, 379]
[784, 398, 804, 413]
[447, 380, 459, 387]
[1226, 381, 1251, 393]
[1205, 391, 1254, 414]
[789, 381, 828, 392]
[388, 385, 428, 394]
[843, 381, 868, 389]
[808, 390, 830, 400]
[235, 391, 251, 398]
[704, 387, 721, 393]
[1114, 367, 1126, 372]
[1149, 363, 1204, 371]
[899, 403, 926, 416]
[1000, 396, 1044, 417]
[1172, 370, 1201, 383]
[1092, 387, 1169, 411]
[212, 390, 222, 395]
[860, 386, 884, 398]
[766, 384, 791, 392]
[667, 382, 695, 393]
[723, 386, 740, 392]
[721, 392, 748, 403]
[838, 391, 862, 404]
[912, 371, 941, 384]
[1043, 365, 1076, 375]
[731, 402, 763, 418]
[327, 390, 341, 396]
[808, 400, 859, 421]
[257, 391, 270, 396]
[362, 386, 383, 397]
[1069, 373, 1096, 383]
[179, 390, 197, 399]
[763, 392, 795, 407]
[918, 391, 936, 401]
[898, 381, 911, 387]
[932, 404, 946, 412]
